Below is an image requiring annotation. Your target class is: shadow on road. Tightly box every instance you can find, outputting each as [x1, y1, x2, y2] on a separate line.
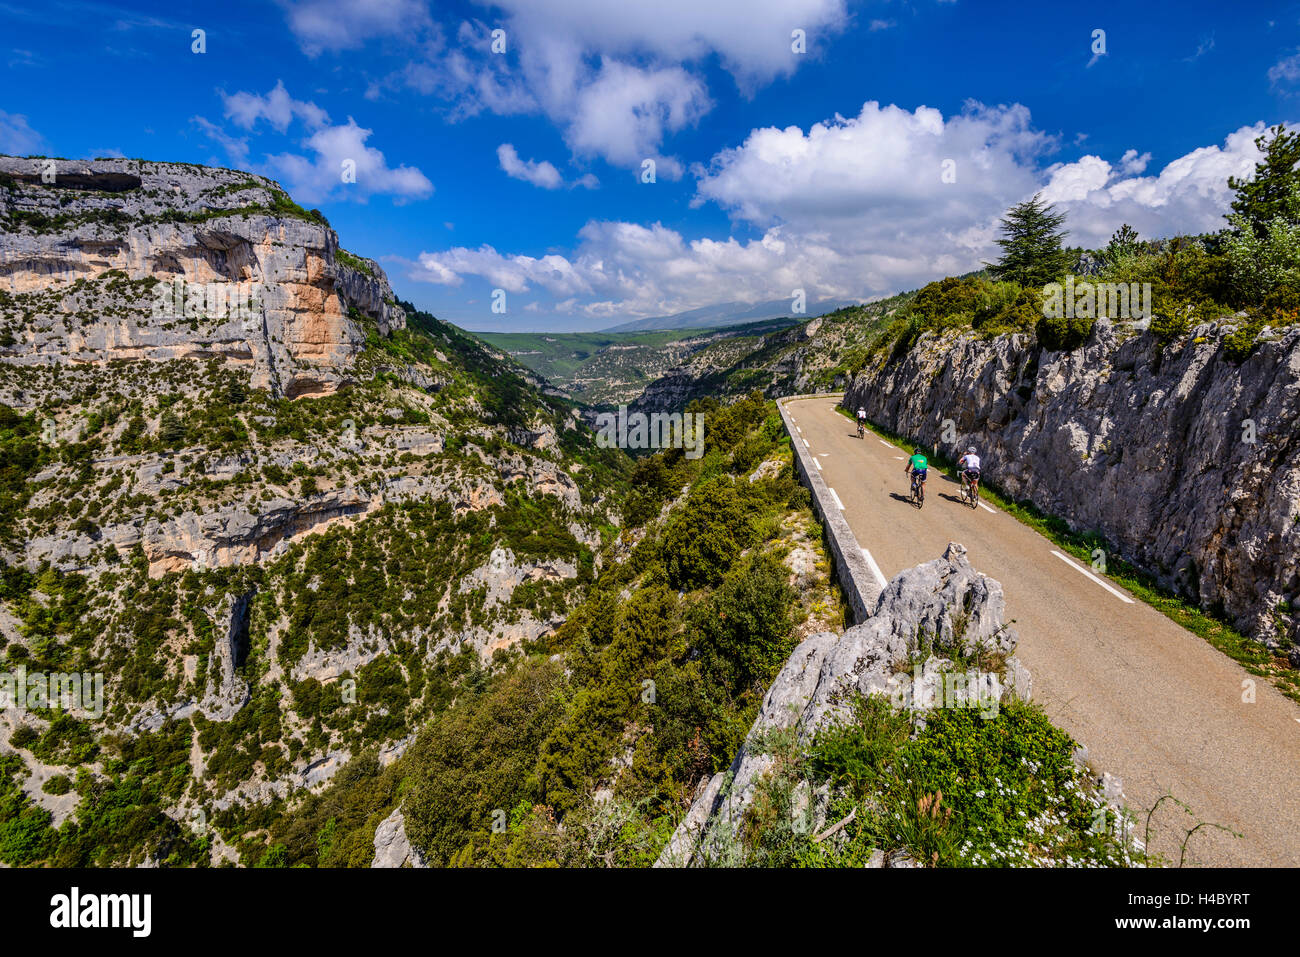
[888, 492, 919, 508]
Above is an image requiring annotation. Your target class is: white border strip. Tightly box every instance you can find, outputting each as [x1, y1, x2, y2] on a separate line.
[828, 487, 844, 510]
[860, 547, 888, 589]
[1050, 550, 1136, 604]
[812, 457, 822, 471]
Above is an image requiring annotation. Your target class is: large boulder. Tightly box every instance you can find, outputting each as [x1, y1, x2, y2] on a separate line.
[657, 543, 1025, 867]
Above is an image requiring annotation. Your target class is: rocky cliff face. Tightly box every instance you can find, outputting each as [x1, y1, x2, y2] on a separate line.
[0, 155, 403, 401]
[843, 321, 1300, 652]
[0, 156, 618, 861]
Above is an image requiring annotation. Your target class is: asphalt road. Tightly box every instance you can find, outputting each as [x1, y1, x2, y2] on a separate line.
[785, 395, 1300, 867]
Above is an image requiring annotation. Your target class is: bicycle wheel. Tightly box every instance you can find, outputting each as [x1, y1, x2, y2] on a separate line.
[970, 481, 979, 509]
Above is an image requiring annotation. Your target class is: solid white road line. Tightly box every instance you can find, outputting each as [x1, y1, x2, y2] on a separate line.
[860, 546, 888, 589]
[829, 487, 844, 510]
[813, 457, 822, 471]
[1050, 550, 1136, 604]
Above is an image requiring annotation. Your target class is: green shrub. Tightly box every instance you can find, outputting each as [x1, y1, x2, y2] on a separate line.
[698, 551, 795, 692]
[1036, 309, 1095, 351]
[661, 477, 757, 590]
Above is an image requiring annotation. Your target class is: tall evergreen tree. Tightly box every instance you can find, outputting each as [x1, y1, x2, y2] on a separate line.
[986, 193, 1070, 287]
[1228, 124, 1300, 238]
[158, 410, 186, 447]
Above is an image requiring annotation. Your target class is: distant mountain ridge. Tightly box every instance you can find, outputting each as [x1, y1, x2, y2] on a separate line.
[604, 297, 859, 332]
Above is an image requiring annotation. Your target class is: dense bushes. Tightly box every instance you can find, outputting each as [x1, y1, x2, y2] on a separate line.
[719, 694, 1138, 867]
[697, 552, 794, 694]
[256, 394, 818, 866]
[661, 477, 757, 590]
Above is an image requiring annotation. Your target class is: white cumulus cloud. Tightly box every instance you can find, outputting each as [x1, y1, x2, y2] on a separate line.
[1040, 124, 1266, 245]
[222, 79, 330, 133]
[281, 0, 848, 174]
[194, 82, 433, 204]
[278, 0, 433, 56]
[409, 106, 1276, 322]
[264, 118, 434, 204]
[497, 143, 563, 189]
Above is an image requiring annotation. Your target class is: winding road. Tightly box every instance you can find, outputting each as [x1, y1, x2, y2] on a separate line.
[783, 395, 1300, 867]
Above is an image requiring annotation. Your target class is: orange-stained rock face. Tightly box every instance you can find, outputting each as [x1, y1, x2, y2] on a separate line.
[0, 157, 404, 398]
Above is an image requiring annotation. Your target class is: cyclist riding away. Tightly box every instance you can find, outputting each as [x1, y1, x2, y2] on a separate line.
[958, 446, 981, 498]
[906, 447, 928, 505]
[856, 407, 867, 437]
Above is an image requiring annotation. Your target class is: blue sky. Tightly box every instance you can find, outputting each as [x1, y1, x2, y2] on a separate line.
[1, 0, 1297, 331]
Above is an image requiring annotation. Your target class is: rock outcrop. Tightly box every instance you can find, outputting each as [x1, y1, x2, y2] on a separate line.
[371, 807, 427, 868]
[844, 321, 1300, 652]
[657, 543, 1025, 867]
[0, 155, 404, 400]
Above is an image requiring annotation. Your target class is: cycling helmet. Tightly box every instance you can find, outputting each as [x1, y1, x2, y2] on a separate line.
[966, 446, 976, 453]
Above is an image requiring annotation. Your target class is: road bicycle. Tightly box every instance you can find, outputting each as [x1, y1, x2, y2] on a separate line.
[856, 419, 865, 439]
[909, 471, 925, 508]
[959, 469, 980, 509]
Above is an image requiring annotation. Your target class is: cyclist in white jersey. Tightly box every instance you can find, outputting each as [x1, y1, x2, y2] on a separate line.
[958, 447, 981, 496]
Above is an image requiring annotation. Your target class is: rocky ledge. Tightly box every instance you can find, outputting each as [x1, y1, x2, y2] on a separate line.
[656, 543, 1032, 867]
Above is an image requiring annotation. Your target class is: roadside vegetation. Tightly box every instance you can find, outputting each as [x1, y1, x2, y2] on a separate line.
[702, 694, 1143, 868]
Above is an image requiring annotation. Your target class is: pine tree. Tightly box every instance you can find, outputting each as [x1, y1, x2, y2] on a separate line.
[1101, 224, 1141, 270]
[158, 410, 186, 447]
[1228, 125, 1300, 238]
[987, 194, 1071, 288]
[1106, 224, 1140, 256]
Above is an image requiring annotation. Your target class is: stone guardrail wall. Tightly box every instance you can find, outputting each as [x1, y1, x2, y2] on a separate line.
[777, 394, 882, 624]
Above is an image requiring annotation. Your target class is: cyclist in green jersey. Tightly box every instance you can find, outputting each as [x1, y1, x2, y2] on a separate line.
[905, 447, 929, 503]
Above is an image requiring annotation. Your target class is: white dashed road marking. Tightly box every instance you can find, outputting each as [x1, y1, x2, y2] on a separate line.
[878, 440, 891, 448]
[829, 487, 844, 510]
[860, 547, 888, 589]
[1050, 550, 1136, 604]
[813, 457, 822, 471]
[979, 502, 996, 513]
[803, 438, 810, 449]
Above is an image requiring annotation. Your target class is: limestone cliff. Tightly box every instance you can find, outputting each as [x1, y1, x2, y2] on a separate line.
[0, 155, 403, 400]
[0, 155, 616, 849]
